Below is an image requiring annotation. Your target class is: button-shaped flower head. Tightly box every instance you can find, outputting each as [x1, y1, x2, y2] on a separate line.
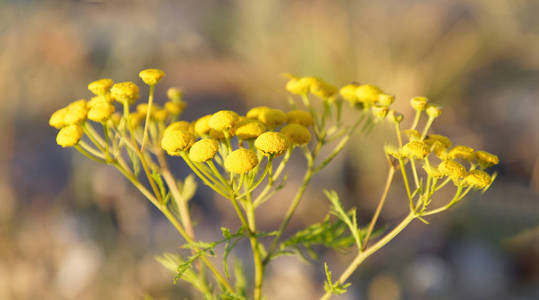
[448, 145, 475, 161]
[438, 160, 467, 179]
[139, 69, 165, 86]
[463, 170, 492, 189]
[377, 94, 395, 106]
[426, 105, 443, 118]
[234, 119, 266, 140]
[63, 99, 88, 125]
[258, 109, 287, 128]
[246, 106, 271, 120]
[165, 101, 186, 116]
[310, 78, 337, 99]
[402, 140, 430, 159]
[161, 127, 195, 156]
[355, 84, 383, 105]
[255, 132, 289, 156]
[285, 76, 313, 95]
[286, 110, 313, 127]
[224, 148, 259, 174]
[167, 87, 183, 101]
[475, 150, 499, 170]
[111, 81, 140, 104]
[280, 124, 311, 146]
[189, 138, 219, 162]
[88, 78, 114, 96]
[49, 107, 68, 129]
[88, 100, 115, 122]
[426, 134, 452, 156]
[339, 83, 359, 103]
[372, 105, 389, 119]
[209, 110, 239, 131]
[56, 124, 83, 148]
[410, 96, 428, 111]
[194, 115, 212, 136]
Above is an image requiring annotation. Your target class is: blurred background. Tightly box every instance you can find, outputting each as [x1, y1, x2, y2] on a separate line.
[1, 0, 538, 299]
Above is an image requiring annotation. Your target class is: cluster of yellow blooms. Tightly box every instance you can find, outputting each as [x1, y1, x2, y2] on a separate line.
[49, 68, 499, 300]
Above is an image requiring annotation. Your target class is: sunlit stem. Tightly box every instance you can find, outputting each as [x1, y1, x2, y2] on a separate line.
[421, 116, 435, 140]
[180, 152, 230, 198]
[410, 158, 420, 189]
[78, 140, 106, 159]
[394, 123, 403, 147]
[423, 185, 464, 216]
[141, 84, 155, 152]
[103, 123, 111, 161]
[410, 110, 421, 130]
[82, 123, 105, 152]
[398, 158, 415, 212]
[207, 160, 230, 189]
[74, 144, 106, 163]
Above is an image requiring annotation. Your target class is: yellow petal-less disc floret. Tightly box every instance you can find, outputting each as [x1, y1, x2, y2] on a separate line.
[246, 106, 271, 120]
[49, 107, 68, 129]
[280, 124, 311, 146]
[194, 115, 212, 136]
[254, 132, 289, 156]
[88, 78, 114, 96]
[189, 138, 219, 162]
[339, 83, 359, 103]
[402, 140, 430, 159]
[165, 121, 192, 134]
[372, 105, 389, 119]
[234, 119, 266, 140]
[404, 129, 421, 141]
[111, 81, 140, 104]
[88, 100, 115, 122]
[165, 101, 186, 116]
[448, 145, 475, 161]
[377, 94, 395, 106]
[355, 84, 382, 105]
[286, 110, 313, 127]
[152, 107, 169, 122]
[388, 110, 403, 124]
[139, 68, 165, 86]
[426, 134, 452, 156]
[285, 76, 313, 95]
[310, 78, 337, 99]
[63, 99, 88, 125]
[258, 108, 287, 128]
[167, 87, 183, 101]
[161, 128, 195, 156]
[410, 96, 428, 111]
[209, 110, 239, 131]
[224, 148, 259, 174]
[475, 150, 499, 169]
[56, 124, 83, 148]
[463, 170, 492, 189]
[438, 160, 467, 179]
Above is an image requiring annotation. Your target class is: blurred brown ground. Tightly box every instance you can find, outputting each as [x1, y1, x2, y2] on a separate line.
[0, 0, 538, 299]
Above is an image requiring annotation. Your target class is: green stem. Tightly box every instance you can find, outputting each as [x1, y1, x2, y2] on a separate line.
[421, 116, 435, 140]
[320, 213, 416, 300]
[398, 158, 414, 211]
[141, 84, 155, 151]
[410, 110, 421, 130]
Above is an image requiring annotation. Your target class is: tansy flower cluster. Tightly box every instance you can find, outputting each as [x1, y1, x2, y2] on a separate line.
[49, 68, 499, 300]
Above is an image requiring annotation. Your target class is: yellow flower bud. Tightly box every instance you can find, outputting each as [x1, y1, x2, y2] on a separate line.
[88, 100, 115, 122]
[153, 108, 169, 122]
[310, 78, 337, 99]
[463, 170, 492, 189]
[63, 99, 88, 125]
[88, 78, 114, 96]
[246, 106, 271, 120]
[209, 110, 239, 131]
[136, 103, 154, 115]
[255, 131, 289, 156]
[280, 124, 311, 145]
[189, 138, 219, 162]
[355, 84, 382, 105]
[448, 145, 475, 161]
[128, 111, 145, 129]
[475, 150, 499, 169]
[377, 94, 395, 106]
[164, 100, 186, 116]
[194, 115, 212, 136]
[234, 119, 266, 140]
[372, 105, 389, 119]
[339, 83, 359, 103]
[285, 76, 311, 95]
[161, 128, 195, 155]
[167, 87, 183, 101]
[56, 124, 83, 147]
[426, 134, 451, 156]
[286, 110, 314, 127]
[438, 160, 467, 179]
[426, 105, 443, 118]
[111, 81, 140, 104]
[110, 112, 121, 126]
[402, 140, 430, 159]
[139, 68, 165, 86]
[165, 121, 193, 135]
[410, 96, 428, 111]
[258, 109, 287, 128]
[49, 107, 68, 129]
[224, 148, 259, 174]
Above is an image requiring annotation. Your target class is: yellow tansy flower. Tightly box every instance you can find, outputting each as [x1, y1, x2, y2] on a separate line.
[63, 99, 88, 125]
[286, 110, 313, 127]
[56, 124, 83, 148]
[410, 96, 428, 111]
[402, 140, 430, 159]
[258, 108, 287, 128]
[475, 150, 499, 169]
[194, 114, 212, 136]
[255, 132, 289, 156]
[377, 94, 395, 106]
[111, 81, 140, 104]
[139, 68, 165, 86]
[88, 100, 115, 122]
[448, 145, 475, 161]
[438, 160, 467, 179]
[164, 101, 186, 116]
[209, 110, 239, 131]
[189, 138, 219, 162]
[355, 84, 382, 105]
[224, 148, 259, 174]
[234, 119, 266, 140]
[426, 105, 443, 118]
[463, 170, 492, 189]
[49, 107, 68, 129]
[280, 124, 311, 145]
[246, 106, 271, 120]
[167, 87, 183, 101]
[339, 83, 359, 103]
[88, 78, 114, 96]
[161, 128, 195, 155]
